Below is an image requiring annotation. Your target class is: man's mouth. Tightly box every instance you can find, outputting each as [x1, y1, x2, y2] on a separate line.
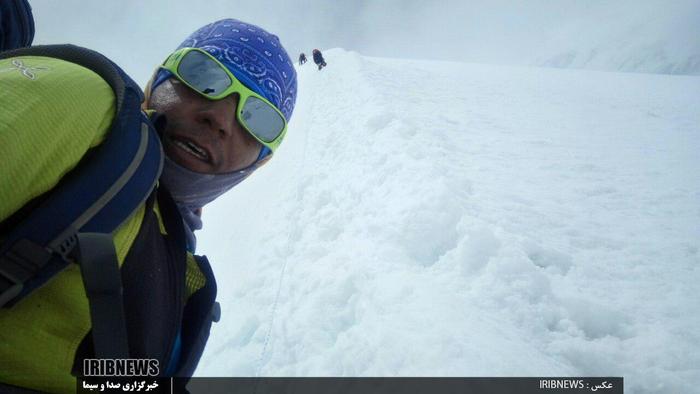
[170, 136, 211, 162]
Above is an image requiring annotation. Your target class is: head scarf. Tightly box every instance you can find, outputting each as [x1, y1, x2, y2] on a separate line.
[152, 18, 297, 119]
[148, 19, 297, 250]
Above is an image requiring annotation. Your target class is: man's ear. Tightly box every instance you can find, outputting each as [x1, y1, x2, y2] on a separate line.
[141, 68, 160, 110]
[148, 112, 167, 139]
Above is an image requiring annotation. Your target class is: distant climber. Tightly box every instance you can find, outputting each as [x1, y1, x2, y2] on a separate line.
[312, 49, 327, 70]
[299, 52, 307, 65]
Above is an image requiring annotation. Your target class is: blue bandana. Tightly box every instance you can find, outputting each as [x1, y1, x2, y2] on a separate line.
[152, 18, 297, 120]
[151, 19, 297, 250]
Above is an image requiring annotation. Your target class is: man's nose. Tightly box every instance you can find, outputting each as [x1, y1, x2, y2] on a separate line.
[195, 104, 236, 139]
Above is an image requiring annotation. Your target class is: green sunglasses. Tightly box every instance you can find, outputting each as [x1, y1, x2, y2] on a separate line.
[160, 47, 288, 152]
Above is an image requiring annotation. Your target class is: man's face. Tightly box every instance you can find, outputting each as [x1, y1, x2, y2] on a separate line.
[148, 78, 263, 174]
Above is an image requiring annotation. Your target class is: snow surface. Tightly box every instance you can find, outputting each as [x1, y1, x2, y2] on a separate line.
[532, 0, 700, 76]
[195, 49, 700, 393]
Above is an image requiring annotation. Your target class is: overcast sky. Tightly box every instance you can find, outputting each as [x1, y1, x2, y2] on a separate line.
[28, 0, 700, 84]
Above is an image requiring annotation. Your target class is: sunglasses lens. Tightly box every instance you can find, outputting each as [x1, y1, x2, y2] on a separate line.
[240, 96, 286, 142]
[177, 50, 231, 96]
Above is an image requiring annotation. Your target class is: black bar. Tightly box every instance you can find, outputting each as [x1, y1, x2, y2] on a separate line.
[79, 377, 623, 394]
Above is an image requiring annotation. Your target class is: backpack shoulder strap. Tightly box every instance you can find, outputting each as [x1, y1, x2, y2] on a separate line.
[0, 44, 163, 309]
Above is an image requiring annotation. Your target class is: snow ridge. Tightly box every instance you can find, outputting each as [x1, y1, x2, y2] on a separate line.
[197, 49, 700, 394]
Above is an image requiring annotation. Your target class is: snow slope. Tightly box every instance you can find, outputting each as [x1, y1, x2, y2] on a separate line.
[195, 49, 700, 394]
[532, 0, 700, 75]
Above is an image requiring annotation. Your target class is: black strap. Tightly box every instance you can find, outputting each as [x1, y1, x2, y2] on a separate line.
[0, 381, 45, 394]
[0, 239, 52, 306]
[75, 233, 129, 359]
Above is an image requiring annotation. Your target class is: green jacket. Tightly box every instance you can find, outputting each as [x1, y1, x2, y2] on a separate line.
[0, 54, 217, 393]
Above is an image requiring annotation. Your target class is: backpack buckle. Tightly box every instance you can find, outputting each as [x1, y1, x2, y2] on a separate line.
[0, 239, 52, 307]
[0, 269, 22, 308]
